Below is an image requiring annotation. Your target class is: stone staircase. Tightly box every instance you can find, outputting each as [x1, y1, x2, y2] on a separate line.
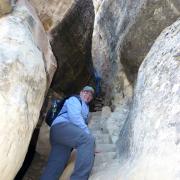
[89, 111, 117, 175]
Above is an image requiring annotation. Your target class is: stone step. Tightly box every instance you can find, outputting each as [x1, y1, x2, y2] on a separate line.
[90, 111, 102, 117]
[93, 152, 116, 167]
[89, 120, 101, 127]
[89, 116, 101, 121]
[95, 143, 116, 153]
[95, 134, 111, 144]
[89, 123, 102, 130]
[90, 129, 107, 136]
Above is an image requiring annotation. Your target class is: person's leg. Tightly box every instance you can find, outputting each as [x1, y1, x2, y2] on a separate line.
[70, 134, 95, 180]
[40, 126, 72, 180]
[43, 122, 95, 180]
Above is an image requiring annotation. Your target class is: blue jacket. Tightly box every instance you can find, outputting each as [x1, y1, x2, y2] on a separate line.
[51, 96, 90, 134]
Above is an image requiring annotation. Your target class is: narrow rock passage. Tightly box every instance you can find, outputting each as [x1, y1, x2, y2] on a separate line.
[23, 110, 117, 180]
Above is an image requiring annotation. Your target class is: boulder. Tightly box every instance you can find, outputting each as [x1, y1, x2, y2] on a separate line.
[0, 0, 55, 179]
[119, 17, 180, 180]
[92, 0, 180, 105]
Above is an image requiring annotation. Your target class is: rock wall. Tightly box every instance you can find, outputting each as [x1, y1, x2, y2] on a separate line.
[0, 0, 55, 179]
[92, 0, 180, 106]
[119, 18, 180, 180]
[91, 18, 180, 180]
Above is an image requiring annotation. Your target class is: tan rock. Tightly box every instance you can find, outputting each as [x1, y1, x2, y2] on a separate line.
[0, 0, 12, 17]
[0, 0, 56, 179]
[121, 17, 180, 180]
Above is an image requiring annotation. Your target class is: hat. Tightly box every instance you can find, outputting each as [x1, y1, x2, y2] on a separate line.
[82, 86, 95, 94]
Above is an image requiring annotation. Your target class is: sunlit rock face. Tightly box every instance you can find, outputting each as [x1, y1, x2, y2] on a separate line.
[50, 0, 95, 95]
[29, 0, 74, 31]
[0, 0, 56, 179]
[90, 18, 180, 180]
[92, 0, 180, 106]
[119, 18, 180, 180]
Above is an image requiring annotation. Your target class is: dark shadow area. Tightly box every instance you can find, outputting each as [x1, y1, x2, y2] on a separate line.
[50, 0, 95, 95]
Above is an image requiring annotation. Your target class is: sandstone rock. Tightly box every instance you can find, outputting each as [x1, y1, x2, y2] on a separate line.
[119, 17, 180, 180]
[18, 0, 56, 88]
[0, 0, 55, 179]
[0, 0, 13, 17]
[29, 0, 74, 31]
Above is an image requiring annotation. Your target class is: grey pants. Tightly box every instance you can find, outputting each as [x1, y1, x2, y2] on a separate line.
[40, 122, 95, 180]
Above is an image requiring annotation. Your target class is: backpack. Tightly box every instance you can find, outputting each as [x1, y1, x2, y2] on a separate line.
[45, 95, 82, 126]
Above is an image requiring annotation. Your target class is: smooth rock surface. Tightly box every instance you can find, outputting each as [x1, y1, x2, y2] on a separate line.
[0, 0, 55, 179]
[0, 0, 13, 17]
[120, 17, 180, 180]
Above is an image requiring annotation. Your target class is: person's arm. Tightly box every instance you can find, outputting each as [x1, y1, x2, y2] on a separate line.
[66, 97, 90, 134]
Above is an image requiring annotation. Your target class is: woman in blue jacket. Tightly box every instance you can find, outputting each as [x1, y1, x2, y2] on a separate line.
[41, 86, 95, 180]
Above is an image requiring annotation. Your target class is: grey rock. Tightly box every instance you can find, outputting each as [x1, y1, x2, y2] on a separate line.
[92, 0, 180, 106]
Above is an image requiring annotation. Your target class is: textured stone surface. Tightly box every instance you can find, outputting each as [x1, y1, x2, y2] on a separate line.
[120, 0, 180, 83]
[0, 0, 55, 179]
[92, 0, 180, 106]
[50, 0, 95, 95]
[29, 0, 74, 31]
[119, 18, 180, 180]
[0, 0, 13, 17]
[90, 18, 180, 180]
